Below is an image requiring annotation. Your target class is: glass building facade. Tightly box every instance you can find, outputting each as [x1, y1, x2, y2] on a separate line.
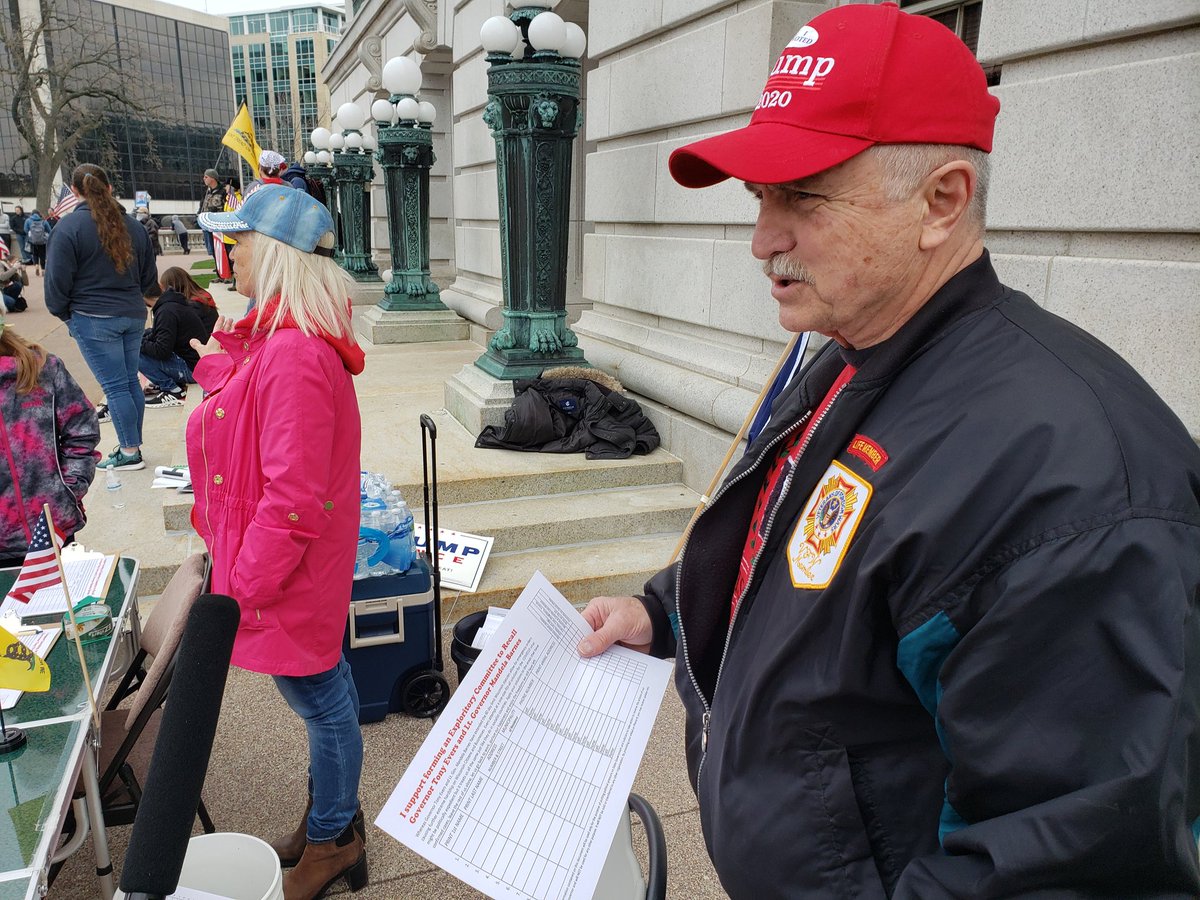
[0, 0, 234, 204]
[227, 4, 343, 161]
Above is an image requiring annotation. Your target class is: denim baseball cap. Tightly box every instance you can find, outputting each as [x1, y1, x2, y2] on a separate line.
[198, 184, 334, 256]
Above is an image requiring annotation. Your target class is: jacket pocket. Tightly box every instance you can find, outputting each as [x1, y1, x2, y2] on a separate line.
[703, 722, 889, 899]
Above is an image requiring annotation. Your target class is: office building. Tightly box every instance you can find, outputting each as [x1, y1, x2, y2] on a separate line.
[0, 0, 233, 207]
[227, 2, 345, 165]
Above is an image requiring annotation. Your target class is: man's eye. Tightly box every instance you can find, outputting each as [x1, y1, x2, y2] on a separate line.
[786, 190, 821, 202]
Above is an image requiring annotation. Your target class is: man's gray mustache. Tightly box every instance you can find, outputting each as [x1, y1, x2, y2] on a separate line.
[763, 254, 815, 284]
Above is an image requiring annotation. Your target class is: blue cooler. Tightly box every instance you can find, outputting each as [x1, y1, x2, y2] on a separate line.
[342, 557, 447, 722]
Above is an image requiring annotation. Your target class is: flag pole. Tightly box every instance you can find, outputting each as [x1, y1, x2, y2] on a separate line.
[43, 505, 100, 733]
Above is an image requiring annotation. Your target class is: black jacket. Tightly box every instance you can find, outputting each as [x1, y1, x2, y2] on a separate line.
[642, 253, 1200, 898]
[43, 204, 156, 321]
[476, 376, 660, 459]
[141, 291, 209, 368]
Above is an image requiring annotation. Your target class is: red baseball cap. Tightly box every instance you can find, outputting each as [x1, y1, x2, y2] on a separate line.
[669, 2, 1000, 188]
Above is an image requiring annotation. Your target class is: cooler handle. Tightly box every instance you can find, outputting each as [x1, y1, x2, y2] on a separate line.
[347, 598, 406, 648]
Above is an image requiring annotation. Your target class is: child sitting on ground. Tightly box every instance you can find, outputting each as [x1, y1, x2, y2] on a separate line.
[137, 269, 214, 409]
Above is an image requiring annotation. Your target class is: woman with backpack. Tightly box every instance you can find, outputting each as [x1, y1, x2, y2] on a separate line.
[24, 211, 50, 275]
[43, 163, 158, 472]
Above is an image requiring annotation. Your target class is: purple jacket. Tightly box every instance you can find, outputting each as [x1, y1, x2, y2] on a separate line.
[0, 354, 100, 556]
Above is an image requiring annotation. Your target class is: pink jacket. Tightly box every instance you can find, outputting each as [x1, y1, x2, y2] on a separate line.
[185, 309, 365, 677]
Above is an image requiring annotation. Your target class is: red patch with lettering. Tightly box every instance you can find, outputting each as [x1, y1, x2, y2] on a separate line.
[846, 434, 888, 472]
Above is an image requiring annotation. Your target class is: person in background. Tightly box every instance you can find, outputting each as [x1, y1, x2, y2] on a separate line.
[282, 158, 308, 191]
[138, 268, 213, 408]
[0, 207, 10, 256]
[244, 150, 288, 199]
[0, 309, 99, 567]
[578, 4, 1200, 896]
[136, 208, 162, 257]
[44, 163, 158, 472]
[171, 214, 190, 254]
[8, 207, 29, 264]
[0, 251, 27, 313]
[193, 185, 366, 899]
[159, 266, 218, 337]
[24, 210, 50, 275]
[199, 169, 224, 265]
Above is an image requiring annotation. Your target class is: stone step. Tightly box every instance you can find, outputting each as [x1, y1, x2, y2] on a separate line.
[393, 450, 684, 507]
[428, 484, 699, 553]
[164, 450, 686, 532]
[438, 532, 680, 621]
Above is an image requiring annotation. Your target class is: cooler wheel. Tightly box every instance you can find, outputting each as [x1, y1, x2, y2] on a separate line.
[401, 670, 450, 718]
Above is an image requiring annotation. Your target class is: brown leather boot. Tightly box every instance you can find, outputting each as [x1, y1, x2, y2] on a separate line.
[270, 795, 312, 868]
[272, 800, 366, 868]
[283, 820, 368, 900]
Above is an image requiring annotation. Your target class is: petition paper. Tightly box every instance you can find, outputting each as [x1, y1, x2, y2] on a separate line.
[376, 571, 673, 900]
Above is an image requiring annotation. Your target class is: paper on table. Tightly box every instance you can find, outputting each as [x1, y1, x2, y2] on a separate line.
[0, 552, 115, 619]
[0, 626, 62, 709]
[376, 571, 673, 900]
[167, 888, 235, 900]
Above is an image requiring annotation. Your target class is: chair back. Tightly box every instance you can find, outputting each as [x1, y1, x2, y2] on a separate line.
[124, 553, 210, 729]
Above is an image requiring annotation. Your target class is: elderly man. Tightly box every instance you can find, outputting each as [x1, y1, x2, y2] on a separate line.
[579, 4, 1200, 897]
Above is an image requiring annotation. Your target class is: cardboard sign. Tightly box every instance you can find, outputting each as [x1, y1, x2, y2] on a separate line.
[413, 525, 493, 593]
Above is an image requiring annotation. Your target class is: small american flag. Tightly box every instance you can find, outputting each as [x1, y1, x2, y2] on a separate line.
[47, 184, 82, 220]
[6, 512, 65, 604]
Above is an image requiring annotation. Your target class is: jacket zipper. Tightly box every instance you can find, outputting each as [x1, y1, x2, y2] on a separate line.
[688, 381, 850, 796]
[675, 411, 812, 746]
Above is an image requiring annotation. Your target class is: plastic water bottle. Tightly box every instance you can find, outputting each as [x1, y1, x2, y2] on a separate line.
[105, 467, 125, 510]
[389, 500, 415, 573]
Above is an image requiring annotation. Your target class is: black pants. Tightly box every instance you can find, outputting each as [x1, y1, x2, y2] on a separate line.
[178, 232, 190, 253]
[30, 244, 46, 268]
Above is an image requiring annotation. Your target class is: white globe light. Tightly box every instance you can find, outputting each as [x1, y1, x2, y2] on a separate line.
[336, 102, 366, 131]
[527, 11, 567, 52]
[303, 150, 317, 165]
[371, 98, 395, 124]
[510, 38, 526, 60]
[508, 0, 554, 7]
[344, 132, 363, 150]
[310, 127, 331, 150]
[417, 101, 436, 124]
[382, 56, 422, 96]
[316, 150, 332, 165]
[480, 16, 520, 54]
[328, 132, 345, 150]
[561, 22, 586, 58]
[396, 97, 420, 121]
[362, 134, 377, 151]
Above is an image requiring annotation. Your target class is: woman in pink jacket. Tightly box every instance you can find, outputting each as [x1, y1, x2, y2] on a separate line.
[193, 186, 367, 900]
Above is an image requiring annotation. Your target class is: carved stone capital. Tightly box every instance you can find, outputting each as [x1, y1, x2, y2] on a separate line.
[404, 0, 439, 52]
[358, 35, 383, 92]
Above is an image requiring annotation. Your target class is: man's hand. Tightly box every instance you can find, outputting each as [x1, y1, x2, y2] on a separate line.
[578, 596, 653, 657]
[189, 315, 237, 358]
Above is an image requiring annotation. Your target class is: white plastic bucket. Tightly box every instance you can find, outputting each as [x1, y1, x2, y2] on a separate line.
[114, 832, 282, 900]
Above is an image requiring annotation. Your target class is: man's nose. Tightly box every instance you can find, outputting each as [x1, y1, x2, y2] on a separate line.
[750, 195, 796, 261]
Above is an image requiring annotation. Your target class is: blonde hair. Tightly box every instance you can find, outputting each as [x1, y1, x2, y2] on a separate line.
[245, 232, 354, 340]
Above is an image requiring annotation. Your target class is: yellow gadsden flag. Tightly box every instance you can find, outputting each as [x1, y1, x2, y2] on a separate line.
[221, 103, 264, 172]
[0, 626, 49, 693]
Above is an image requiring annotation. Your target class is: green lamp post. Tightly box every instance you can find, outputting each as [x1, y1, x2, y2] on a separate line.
[330, 102, 381, 282]
[371, 57, 447, 311]
[305, 129, 339, 260]
[473, 4, 590, 380]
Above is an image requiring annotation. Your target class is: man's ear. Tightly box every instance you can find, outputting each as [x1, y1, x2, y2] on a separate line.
[918, 161, 976, 251]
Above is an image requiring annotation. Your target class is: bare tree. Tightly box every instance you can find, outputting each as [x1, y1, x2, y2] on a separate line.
[0, 0, 170, 209]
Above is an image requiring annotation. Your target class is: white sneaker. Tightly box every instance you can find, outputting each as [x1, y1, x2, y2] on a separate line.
[145, 390, 185, 409]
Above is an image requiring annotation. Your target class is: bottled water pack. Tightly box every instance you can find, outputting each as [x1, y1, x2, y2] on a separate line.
[355, 472, 416, 579]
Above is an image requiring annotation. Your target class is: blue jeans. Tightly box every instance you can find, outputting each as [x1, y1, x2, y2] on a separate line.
[138, 353, 194, 393]
[203, 230, 215, 259]
[273, 656, 362, 842]
[68, 313, 145, 449]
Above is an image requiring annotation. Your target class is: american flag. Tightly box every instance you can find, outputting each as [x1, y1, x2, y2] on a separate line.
[47, 184, 83, 220]
[6, 512, 65, 604]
